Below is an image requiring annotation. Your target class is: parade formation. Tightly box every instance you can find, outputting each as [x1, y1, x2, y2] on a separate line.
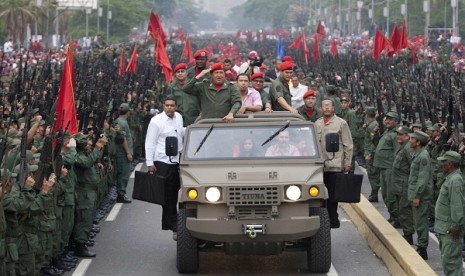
[2, 0, 465, 275]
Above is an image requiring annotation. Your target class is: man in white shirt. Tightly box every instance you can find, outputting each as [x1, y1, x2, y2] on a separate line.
[3, 39, 13, 54]
[290, 75, 308, 108]
[145, 96, 184, 239]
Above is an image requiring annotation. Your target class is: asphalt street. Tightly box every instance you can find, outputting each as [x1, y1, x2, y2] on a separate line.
[64, 163, 389, 276]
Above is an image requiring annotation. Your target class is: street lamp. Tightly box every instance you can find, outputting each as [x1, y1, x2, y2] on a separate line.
[86, 9, 91, 37]
[357, 1, 363, 35]
[451, 0, 459, 36]
[383, 6, 389, 36]
[424, 0, 430, 38]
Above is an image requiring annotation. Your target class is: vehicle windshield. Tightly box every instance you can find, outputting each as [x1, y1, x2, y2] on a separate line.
[184, 124, 320, 161]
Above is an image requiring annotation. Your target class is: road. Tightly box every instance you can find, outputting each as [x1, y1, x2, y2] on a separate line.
[64, 163, 391, 276]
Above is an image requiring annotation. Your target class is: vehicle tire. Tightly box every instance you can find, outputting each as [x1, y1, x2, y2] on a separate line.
[307, 207, 331, 273]
[177, 208, 199, 273]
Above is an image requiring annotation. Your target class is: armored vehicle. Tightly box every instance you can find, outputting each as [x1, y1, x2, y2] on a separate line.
[170, 112, 335, 273]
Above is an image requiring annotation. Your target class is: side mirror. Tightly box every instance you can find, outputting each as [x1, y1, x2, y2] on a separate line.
[165, 136, 178, 157]
[325, 133, 340, 153]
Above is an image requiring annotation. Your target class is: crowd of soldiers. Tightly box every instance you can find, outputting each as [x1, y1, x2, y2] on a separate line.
[0, 32, 465, 275]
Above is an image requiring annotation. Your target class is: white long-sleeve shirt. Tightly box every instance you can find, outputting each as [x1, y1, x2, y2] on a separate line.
[145, 111, 185, 166]
[290, 84, 308, 108]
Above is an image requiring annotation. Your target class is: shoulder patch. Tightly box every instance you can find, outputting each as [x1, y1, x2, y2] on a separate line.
[276, 85, 282, 93]
[421, 158, 428, 166]
[455, 186, 462, 193]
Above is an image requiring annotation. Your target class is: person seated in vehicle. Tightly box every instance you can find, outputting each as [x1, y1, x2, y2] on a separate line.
[265, 130, 300, 157]
[233, 137, 259, 158]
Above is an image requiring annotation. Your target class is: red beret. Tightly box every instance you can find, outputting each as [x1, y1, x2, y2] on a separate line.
[282, 56, 294, 62]
[279, 61, 293, 71]
[210, 62, 223, 73]
[194, 49, 208, 58]
[251, 72, 265, 80]
[303, 90, 316, 99]
[173, 63, 187, 73]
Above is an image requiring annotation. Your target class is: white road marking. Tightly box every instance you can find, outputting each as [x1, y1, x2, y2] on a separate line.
[72, 259, 92, 276]
[105, 203, 123, 221]
[327, 263, 339, 276]
[130, 162, 144, 178]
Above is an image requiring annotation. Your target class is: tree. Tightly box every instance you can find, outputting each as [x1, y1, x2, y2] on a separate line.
[67, 0, 149, 42]
[0, 0, 35, 44]
[243, 0, 293, 28]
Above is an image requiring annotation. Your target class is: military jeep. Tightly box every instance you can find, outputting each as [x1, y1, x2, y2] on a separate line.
[172, 112, 333, 273]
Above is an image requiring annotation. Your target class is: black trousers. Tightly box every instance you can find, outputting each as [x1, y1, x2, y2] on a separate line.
[154, 161, 180, 231]
[323, 171, 339, 223]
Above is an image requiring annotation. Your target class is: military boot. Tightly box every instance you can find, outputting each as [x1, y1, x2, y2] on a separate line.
[403, 234, 413, 245]
[416, 247, 428, 260]
[74, 243, 96, 258]
[41, 265, 64, 276]
[368, 189, 379, 202]
[52, 258, 73, 271]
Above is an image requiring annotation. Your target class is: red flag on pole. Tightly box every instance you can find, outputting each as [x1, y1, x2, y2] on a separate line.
[389, 24, 401, 54]
[313, 34, 321, 61]
[399, 21, 409, 51]
[156, 34, 173, 84]
[147, 11, 167, 46]
[301, 29, 310, 64]
[179, 29, 185, 42]
[288, 35, 301, 49]
[372, 28, 394, 60]
[330, 39, 338, 57]
[182, 37, 194, 65]
[125, 44, 138, 74]
[316, 20, 326, 37]
[118, 47, 125, 77]
[54, 43, 78, 135]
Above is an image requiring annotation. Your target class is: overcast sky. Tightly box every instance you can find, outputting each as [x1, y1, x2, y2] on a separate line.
[195, 0, 246, 17]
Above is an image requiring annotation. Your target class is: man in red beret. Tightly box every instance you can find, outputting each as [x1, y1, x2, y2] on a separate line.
[269, 61, 297, 113]
[168, 63, 200, 126]
[297, 90, 322, 122]
[182, 62, 241, 123]
[251, 72, 272, 112]
[187, 49, 210, 81]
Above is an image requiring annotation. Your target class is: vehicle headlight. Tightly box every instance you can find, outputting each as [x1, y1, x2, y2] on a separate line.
[286, 185, 301, 201]
[205, 187, 221, 202]
[309, 186, 319, 197]
[187, 189, 198, 200]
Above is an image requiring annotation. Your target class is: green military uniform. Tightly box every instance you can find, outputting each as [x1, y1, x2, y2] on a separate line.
[61, 147, 77, 254]
[258, 90, 271, 111]
[435, 151, 465, 276]
[35, 184, 56, 273]
[269, 77, 292, 111]
[128, 105, 143, 158]
[73, 134, 103, 256]
[340, 100, 358, 169]
[114, 104, 133, 197]
[391, 126, 414, 239]
[373, 111, 399, 219]
[297, 105, 321, 122]
[169, 79, 201, 126]
[187, 67, 210, 82]
[364, 107, 380, 197]
[408, 131, 433, 256]
[183, 78, 242, 119]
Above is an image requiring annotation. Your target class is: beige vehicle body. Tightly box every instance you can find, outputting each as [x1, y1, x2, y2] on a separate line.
[176, 112, 332, 273]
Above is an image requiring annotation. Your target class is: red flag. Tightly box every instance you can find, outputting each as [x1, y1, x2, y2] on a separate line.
[182, 37, 194, 65]
[118, 47, 125, 77]
[313, 34, 321, 61]
[301, 29, 310, 64]
[179, 29, 185, 42]
[399, 21, 408, 51]
[389, 24, 401, 54]
[288, 35, 301, 49]
[235, 30, 241, 40]
[54, 43, 78, 135]
[372, 28, 394, 60]
[410, 47, 418, 64]
[125, 44, 138, 74]
[156, 35, 173, 84]
[330, 39, 338, 57]
[148, 11, 167, 46]
[316, 20, 326, 37]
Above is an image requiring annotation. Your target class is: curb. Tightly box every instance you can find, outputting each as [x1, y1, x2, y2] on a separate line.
[341, 195, 437, 276]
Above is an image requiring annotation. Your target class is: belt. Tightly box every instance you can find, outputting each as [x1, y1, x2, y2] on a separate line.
[76, 183, 98, 192]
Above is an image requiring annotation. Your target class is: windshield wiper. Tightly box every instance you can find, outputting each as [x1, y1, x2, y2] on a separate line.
[261, 121, 290, 146]
[194, 124, 214, 155]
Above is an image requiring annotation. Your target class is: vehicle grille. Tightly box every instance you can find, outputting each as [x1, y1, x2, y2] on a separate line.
[227, 186, 279, 206]
[237, 207, 270, 219]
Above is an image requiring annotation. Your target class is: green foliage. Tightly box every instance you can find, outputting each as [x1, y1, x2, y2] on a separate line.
[67, 0, 149, 42]
[243, 0, 295, 28]
[173, 0, 199, 32]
